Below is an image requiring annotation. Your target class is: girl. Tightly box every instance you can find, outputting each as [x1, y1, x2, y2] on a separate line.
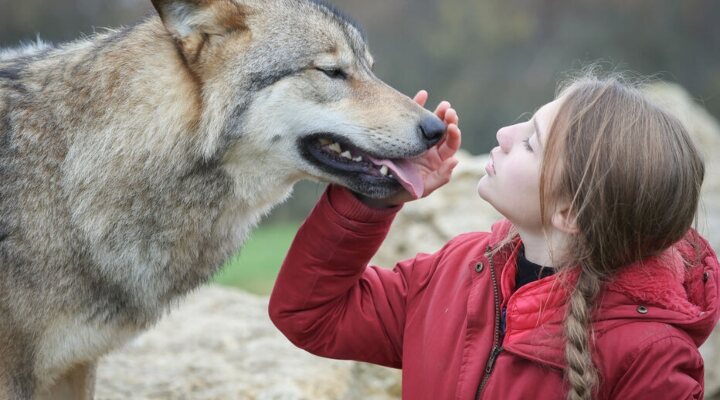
[269, 74, 720, 399]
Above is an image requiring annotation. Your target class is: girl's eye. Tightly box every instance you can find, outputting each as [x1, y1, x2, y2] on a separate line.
[317, 68, 347, 80]
[522, 138, 534, 152]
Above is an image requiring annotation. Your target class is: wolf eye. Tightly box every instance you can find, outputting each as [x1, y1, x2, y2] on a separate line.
[317, 67, 347, 80]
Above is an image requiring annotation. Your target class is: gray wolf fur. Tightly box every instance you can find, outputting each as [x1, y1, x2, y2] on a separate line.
[0, 0, 445, 398]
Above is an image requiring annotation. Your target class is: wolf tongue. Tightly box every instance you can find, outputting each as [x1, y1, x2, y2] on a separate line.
[368, 157, 424, 199]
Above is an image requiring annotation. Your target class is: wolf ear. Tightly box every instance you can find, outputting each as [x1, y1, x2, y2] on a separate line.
[151, 0, 249, 60]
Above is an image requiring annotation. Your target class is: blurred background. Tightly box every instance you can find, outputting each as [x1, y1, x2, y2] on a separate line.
[2, 0, 718, 294]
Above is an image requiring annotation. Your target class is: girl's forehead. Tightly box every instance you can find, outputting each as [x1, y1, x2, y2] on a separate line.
[535, 97, 565, 144]
[536, 98, 564, 123]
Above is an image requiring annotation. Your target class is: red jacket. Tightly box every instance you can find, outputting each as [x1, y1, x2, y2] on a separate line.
[269, 185, 720, 400]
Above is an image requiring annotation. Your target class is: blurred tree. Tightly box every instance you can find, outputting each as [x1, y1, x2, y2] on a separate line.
[0, 0, 151, 47]
[333, 0, 720, 154]
[2, 0, 718, 221]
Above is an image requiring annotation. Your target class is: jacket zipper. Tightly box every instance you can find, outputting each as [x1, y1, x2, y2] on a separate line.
[474, 248, 503, 400]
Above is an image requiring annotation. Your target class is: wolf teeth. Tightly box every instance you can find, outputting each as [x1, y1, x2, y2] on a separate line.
[322, 141, 364, 163]
[328, 142, 342, 153]
[380, 165, 389, 176]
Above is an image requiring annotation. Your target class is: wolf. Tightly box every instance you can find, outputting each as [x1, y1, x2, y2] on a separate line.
[0, 0, 446, 398]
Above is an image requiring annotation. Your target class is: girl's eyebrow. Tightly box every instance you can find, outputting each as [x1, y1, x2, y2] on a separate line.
[532, 116, 543, 147]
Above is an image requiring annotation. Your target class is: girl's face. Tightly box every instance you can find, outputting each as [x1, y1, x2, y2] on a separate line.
[477, 98, 564, 232]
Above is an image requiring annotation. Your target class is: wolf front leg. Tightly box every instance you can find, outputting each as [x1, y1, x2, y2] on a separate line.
[37, 362, 96, 400]
[0, 333, 36, 400]
[0, 370, 34, 400]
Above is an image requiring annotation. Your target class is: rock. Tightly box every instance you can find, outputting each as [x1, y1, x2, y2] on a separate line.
[96, 286, 401, 400]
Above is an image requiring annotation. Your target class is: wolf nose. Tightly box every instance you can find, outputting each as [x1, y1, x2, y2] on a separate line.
[419, 116, 446, 147]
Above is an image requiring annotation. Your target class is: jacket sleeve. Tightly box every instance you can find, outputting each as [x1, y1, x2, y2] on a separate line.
[268, 185, 443, 369]
[609, 335, 705, 400]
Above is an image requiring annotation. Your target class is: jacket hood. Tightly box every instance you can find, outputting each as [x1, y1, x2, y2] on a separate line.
[487, 219, 720, 367]
[603, 228, 720, 346]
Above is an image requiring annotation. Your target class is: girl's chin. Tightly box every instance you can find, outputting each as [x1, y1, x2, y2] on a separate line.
[476, 179, 506, 217]
[476, 178, 491, 201]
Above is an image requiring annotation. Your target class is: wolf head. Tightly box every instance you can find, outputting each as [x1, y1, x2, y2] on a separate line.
[151, 0, 445, 199]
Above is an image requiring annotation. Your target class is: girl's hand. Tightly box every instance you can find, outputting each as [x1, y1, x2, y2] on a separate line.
[360, 90, 462, 208]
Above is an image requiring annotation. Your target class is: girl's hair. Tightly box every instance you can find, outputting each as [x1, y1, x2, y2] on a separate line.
[538, 73, 705, 399]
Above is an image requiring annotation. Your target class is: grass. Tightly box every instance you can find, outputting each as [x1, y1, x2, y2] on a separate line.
[212, 221, 302, 295]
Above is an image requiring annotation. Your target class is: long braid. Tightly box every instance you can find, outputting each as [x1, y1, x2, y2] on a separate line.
[563, 267, 601, 400]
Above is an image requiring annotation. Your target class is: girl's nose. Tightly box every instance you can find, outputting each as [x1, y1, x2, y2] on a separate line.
[496, 127, 512, 152]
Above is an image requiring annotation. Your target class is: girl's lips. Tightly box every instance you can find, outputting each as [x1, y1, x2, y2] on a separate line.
[486, 147, 499, 176]
[485, 159, 495, 176]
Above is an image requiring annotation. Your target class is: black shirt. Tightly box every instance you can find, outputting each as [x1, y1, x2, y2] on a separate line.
[515, 245, 555, 290]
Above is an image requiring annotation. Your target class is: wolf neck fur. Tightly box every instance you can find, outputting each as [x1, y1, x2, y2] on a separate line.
[3, 19, 298, 321]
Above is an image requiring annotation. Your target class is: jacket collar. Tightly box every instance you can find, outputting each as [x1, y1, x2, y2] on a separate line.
[486, 219, 720, 368]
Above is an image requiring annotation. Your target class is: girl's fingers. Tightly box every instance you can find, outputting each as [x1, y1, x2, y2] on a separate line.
[424, 158, 459, 195]
[438, 124, 461, 160]
[434, 101, 451, 120]
[448, 124, 461, 148]
[444, 108, 458, 125]
[413, 90, 428, 107]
